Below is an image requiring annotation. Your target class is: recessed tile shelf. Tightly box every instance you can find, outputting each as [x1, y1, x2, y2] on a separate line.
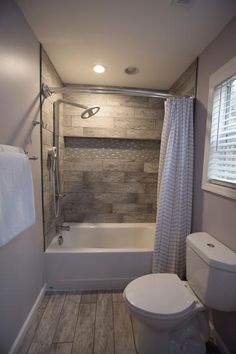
[63, 130, 162, 141]
[64, 137, 160, 159]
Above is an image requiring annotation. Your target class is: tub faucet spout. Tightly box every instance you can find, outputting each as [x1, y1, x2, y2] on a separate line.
[56, 225, 70, 232]
[58, 235, 63, 245]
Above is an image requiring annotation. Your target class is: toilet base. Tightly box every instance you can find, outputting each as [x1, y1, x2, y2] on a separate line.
[137, 322, 168, 354]
[135, 312, 209, 354]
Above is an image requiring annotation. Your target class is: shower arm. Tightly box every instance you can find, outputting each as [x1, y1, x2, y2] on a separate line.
[55, 99, 88, 110]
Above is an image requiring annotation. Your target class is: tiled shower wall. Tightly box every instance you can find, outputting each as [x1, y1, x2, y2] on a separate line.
[170, 59, 198, 96]
[62, 93, 164, 222]
[41, 49, 64, 248]
[63, 93, 164, 140]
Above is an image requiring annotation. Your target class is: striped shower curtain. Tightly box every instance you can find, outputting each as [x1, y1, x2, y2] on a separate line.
[152, 97, 194, 279]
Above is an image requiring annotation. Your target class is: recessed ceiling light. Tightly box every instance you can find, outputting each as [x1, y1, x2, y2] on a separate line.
[124, 67, 139, 75]
[93, 64, 106, 74]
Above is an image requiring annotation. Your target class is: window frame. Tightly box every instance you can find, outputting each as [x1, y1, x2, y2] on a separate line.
[202, 56, 236, 200]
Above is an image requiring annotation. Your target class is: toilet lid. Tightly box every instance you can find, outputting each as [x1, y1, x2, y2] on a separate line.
[124, 274, 196, 318]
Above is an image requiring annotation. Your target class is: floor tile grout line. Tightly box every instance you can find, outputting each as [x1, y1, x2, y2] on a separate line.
[112, 301, 116, 354]
[25, 295, 52, 354]
[23, 299, 47, 354]
[51, 341, 74, 344]
[70, 294, 82, 353]
[92, 295, 98, 354]
[109, 291, 116, 354]
[130, 315, 138, 354]
[49, 294, 66, 352]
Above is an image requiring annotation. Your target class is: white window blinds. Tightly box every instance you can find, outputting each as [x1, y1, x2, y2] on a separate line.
[208, 75, 236, 186]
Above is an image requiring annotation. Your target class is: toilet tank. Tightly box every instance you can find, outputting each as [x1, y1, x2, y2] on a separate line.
[186, 232, 236, 312]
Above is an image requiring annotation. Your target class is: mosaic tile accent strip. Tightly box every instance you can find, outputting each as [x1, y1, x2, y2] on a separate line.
[64, 137, 159, 161]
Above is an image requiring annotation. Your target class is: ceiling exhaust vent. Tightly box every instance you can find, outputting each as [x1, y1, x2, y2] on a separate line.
[172, 0, 192, 5]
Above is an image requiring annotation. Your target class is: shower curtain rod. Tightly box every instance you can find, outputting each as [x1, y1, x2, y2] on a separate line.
[42, 84, 190, 99]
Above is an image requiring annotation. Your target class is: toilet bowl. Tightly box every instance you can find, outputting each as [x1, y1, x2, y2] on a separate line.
[124, 274, 209, 354]
[123, 232, 236, 354]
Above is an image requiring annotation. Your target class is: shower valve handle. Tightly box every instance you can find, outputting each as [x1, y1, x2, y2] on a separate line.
[56, 193, 66, 200]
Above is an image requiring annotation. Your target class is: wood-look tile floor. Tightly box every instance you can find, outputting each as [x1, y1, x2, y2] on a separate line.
[18, 291, 138, 354]
[17, 290, 220, 354]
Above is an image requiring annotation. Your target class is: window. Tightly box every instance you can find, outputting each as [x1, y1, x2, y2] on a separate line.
[208, 75, 236, 186]
[202, 56, 236, 199]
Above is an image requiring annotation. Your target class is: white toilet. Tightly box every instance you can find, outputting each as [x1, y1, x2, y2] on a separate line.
[123, 232, 236, 354]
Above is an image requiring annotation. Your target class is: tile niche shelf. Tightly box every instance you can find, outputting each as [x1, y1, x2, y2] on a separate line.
[63, 128, 162, 141]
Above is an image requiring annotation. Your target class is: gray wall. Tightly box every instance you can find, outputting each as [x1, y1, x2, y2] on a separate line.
[62, 93, 164, 223]
[41, 49, 64, 248]
[193, 16, 236, 353]
[0, 1, 44, 352]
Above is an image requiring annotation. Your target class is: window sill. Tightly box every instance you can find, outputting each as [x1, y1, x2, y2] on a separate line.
[202, 181, 236, 200]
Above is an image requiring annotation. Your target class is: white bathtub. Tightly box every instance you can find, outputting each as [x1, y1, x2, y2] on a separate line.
[45, 223, 155, 290]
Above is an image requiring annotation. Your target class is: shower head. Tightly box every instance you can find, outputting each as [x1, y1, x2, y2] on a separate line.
[81, 106, 100, 119]
[54, 99, 100, 119]
[43, 84, 100, 119]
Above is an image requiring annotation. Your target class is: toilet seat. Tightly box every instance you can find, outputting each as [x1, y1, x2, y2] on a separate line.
[124, 273, 199, 320]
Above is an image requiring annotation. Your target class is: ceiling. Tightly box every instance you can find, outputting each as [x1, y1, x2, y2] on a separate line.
[17, 0, 236, 90]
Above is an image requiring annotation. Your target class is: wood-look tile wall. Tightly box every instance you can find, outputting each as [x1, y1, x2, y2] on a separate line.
[63, 93, 164, 140]
[62, 94, 164, 223]
[41, 49, 64, 248]
[41, 55, 165, 228]
[170, 59, 198, 97]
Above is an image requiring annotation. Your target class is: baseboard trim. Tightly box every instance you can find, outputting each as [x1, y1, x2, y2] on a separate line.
[46, 276, 134, 291]
[209, 321, 231, 354]
[9, 283, 47, 354]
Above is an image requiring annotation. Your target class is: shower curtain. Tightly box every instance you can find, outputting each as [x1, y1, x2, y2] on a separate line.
[152, 97, 193, 279]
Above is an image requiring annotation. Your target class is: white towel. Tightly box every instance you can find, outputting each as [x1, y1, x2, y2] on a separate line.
[0, 145, 35, 247]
